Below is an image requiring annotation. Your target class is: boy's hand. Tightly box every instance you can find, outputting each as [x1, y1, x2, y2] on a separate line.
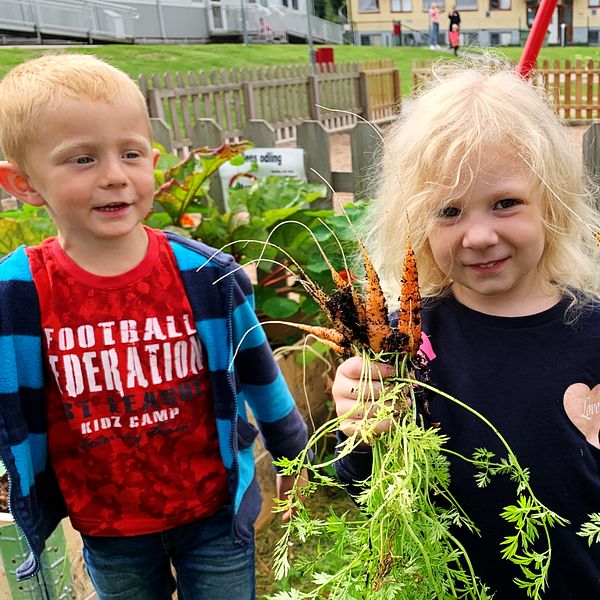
[276, 468, 309, 522]
[332, 356, 396, 438]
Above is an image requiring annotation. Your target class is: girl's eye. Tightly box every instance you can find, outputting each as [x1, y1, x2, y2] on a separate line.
[494, 198, 521, 210]
[123, 151, 141, 159]
[439, 206, 461, 218]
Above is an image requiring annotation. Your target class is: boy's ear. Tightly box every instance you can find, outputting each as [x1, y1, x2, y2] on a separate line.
[153, 148, 160, 167]
[0, 162, 45, 206]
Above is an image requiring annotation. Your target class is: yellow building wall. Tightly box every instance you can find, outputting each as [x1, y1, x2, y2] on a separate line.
[574, 0, 600, 28]
[348, 0, 527, 31]
[349, 1, 600, 34]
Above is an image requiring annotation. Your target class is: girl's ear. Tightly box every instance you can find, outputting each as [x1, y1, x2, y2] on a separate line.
[153, 148, 160, 167]
[0, 162, 45, 206]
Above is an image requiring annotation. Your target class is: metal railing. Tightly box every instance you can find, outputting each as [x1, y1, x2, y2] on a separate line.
[208, 2, 343, 44]
[0, 0, 138, 41]
[284, 11, 343, 43]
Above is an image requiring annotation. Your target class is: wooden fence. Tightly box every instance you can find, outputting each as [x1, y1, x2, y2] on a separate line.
[412, 59, 600, 122]
[139, 60, 400, 155]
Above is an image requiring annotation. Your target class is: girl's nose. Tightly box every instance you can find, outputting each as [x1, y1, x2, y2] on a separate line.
[461, 217, 498, 249]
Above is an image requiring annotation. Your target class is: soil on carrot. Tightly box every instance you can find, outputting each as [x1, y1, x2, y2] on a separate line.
[255, 485, 359, 599]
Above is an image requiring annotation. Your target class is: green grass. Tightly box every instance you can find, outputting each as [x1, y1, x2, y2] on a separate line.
[477, 45, 600, 64]
[0, 43, 526, 96]
[0, 44, 443, 94]
[0, 43, 597, 97]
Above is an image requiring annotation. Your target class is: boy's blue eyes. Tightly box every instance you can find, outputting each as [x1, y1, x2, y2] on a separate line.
[71, 152, 141, 164]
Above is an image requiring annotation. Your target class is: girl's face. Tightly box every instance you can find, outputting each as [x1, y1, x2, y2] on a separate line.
[427, 151, 560, 316]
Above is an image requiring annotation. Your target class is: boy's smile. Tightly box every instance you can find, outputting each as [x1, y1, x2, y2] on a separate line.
[19, 96, 157, 269]
[428, 151, 560, 316]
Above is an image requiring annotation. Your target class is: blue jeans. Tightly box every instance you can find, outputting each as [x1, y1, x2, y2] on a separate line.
[430, 22, 439, 45]
[81, 506, 255, 600]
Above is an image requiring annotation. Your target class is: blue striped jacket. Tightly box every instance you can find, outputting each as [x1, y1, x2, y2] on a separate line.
[0, 231, 308, 581]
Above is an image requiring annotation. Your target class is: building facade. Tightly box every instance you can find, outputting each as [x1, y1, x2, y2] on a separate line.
[347, 0, 600, 47]
[0, 0, 343, 45]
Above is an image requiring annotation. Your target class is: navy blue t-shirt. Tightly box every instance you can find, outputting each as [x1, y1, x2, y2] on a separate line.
[336, 295, 600, 599]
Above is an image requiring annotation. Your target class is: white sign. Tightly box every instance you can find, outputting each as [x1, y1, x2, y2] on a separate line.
[219, 147, 306, 205]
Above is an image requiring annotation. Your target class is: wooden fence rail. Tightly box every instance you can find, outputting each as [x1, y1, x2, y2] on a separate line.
[139, 60, 399, 155]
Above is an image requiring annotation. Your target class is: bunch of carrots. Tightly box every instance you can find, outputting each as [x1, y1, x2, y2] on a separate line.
[265, 223, 565, 600]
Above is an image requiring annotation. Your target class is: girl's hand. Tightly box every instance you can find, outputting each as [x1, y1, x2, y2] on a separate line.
[332, 356, 396, 438]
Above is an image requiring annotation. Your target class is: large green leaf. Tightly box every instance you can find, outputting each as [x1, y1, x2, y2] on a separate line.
[0, 208, 57, 256]
[154, 142, 252, 225]
[262, 296, 300, 319]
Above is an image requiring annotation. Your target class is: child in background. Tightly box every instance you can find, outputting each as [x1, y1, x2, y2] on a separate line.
[0, 54, 308, 599]
[428, 3, 441, 49]
[449, 23, 460, 55]
[332, 64, 600, 598]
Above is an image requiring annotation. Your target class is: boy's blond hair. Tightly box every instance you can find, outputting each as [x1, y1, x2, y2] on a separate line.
[362, 61, 600, 310]
[0, 53, 150, 166]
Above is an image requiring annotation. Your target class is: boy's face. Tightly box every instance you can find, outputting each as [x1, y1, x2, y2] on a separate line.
[20, 96, 157, 251]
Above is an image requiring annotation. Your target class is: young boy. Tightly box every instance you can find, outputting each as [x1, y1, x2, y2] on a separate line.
[0, 54, 308, 599]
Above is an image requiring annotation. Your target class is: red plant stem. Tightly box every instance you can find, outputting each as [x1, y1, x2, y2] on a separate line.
[260, 263, 291, 287]
[517, 0, 559, 79]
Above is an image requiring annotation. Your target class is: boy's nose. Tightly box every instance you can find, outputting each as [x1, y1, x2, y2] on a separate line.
[461, 218, 498, 249]
[101, 158, 128, 187]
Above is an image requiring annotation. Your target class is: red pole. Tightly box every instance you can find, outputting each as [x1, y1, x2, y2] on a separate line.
[517, 0, 559, 79]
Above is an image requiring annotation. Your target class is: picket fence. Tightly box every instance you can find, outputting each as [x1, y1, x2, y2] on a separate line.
[412, 59, 600, 122]
[139, 60, 400, 155]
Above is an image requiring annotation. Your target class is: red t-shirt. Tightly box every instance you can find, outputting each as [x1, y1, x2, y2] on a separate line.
[27, 228, 228, 536]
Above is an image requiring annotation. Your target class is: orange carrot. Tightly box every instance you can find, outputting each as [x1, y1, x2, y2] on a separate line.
[358, 241, 393, 354]
[292, 323, 347, 354]
[398, 236, 422, 356]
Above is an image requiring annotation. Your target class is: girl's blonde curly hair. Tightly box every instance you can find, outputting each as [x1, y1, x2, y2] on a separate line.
[361, 60, 600, 312]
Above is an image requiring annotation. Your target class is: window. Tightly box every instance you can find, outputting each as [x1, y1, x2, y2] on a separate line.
[490, 0, 510, 9]
[391, 0, 412, 11]
[282, 0, 288, 7]
[359, 0, 379, 11]
[590, 0, 600, 7]
[456, 0, 477, 9]
[423, 0, 444, 10]
[292, 0, 298, 8]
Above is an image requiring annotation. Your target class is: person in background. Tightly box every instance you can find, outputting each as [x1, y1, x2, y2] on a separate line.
[449, 23, 460, 55]
[448, 4, 461, 34]
[428, 3, 441, 49]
